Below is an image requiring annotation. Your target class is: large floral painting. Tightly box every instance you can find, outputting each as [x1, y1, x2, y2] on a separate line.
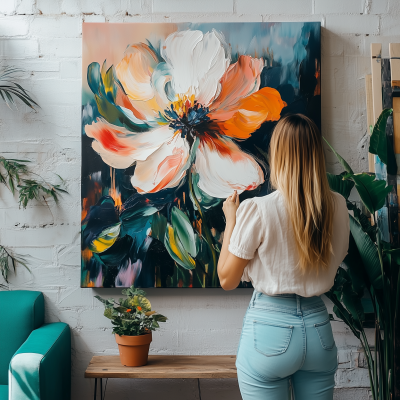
[81, 22, 321, 288]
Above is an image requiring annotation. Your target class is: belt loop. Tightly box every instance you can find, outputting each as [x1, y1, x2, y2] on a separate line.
[296, 294, 301, 315]
[252, 290, 257, 306]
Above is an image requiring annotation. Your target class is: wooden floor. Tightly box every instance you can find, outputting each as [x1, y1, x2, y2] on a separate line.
[85, 355, 237, 379]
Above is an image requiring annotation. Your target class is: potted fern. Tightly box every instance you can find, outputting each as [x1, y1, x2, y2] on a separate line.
[95, 286, 167, 367]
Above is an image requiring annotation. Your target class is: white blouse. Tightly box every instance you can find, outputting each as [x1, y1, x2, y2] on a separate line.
[228, 190, 350, 297]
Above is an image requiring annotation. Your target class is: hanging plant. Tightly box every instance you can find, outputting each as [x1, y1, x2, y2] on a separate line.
[0, 64, 67, 288]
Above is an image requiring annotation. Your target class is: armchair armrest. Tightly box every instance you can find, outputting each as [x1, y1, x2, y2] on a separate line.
[9, 322, 71, 400]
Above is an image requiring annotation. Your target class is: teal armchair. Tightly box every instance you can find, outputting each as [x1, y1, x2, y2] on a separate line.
[0, 291, 71, 400]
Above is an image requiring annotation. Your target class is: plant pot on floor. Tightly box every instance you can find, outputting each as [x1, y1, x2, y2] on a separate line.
[115, 332, 152, 367]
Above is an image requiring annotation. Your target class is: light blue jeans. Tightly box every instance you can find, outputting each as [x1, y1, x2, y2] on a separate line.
[236, 291, 338, 400]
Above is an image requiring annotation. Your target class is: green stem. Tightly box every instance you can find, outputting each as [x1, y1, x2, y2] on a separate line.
[188, 168, 218, 287]
[374, 318, 378, 400]
[360, 331, 377, 400]
[374, 218, 390, 400]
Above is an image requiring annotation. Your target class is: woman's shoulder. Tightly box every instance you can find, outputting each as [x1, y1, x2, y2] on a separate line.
[330, 190, 350, 220]
[251, 190, 281, 207]
[243, 190, 281, 216]
[330, 190, 347, 208]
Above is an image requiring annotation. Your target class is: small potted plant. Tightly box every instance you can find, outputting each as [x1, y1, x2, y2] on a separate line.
[95, 286, 167, 367]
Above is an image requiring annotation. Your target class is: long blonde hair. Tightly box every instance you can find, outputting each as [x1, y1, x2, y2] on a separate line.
[269, 114, 334, 275]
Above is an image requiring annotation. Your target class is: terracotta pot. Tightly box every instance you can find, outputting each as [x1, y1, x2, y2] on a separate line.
[115, 332, 152, 367]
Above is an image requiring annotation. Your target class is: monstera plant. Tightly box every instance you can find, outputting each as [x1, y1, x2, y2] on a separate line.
[324, 109, 397, 400]
[0, 65, 66, 287]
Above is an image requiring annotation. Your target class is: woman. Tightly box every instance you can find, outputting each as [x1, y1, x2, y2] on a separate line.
[217, 114, 350, 400]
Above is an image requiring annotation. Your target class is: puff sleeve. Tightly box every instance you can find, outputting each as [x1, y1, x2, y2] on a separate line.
[228, 199, 263, 260]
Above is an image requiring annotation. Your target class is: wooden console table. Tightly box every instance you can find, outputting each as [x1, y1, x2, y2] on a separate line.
[85, 355, 237, 400]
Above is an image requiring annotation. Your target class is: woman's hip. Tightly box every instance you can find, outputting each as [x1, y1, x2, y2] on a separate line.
[236, 291, 337, 380]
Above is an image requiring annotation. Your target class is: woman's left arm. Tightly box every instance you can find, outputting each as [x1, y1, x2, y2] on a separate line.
[218, 191, 250, 290]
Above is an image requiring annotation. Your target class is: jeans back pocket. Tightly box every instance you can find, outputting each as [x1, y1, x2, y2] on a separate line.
[253, 320, 293, 356]
[314, 318, 335, 350]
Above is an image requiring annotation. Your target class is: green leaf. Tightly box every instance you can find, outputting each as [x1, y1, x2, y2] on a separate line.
[164, 223, 196, 270]
[369, 108, 396, 175]
[343, 173, 392, 215]
[89, 223, 121, 253]
[171, 207, 198, 257]
[349, 214, 383, 290]
[346, 201, 376, 242]
[323, 137, 354, 174]
[384, 248, 400, 265]
[332, 305, 361, 339]
[153, 314, 168, 322]
[0, 65, 39, 110]
[343, 234, 367, 296]
[327, 172, 354, 199]
[150, 213, 167, 242]
[104, 308, 113, 319]
[189, 171, 221, 210]
[94, 295, 108, 304]
[114, 306, 128, 313]
[0, 245, 29, 287]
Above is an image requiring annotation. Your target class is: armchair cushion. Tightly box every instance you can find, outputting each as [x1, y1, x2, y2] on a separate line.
[9, 322, 71, 400]
[0, 291, 44, 385]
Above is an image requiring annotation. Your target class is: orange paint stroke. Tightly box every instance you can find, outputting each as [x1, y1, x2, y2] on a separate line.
[82, 248, 93, 263]
[109, 167, 123, 211]
[82, 178, 102, 221]
[314, 59, 321, 96]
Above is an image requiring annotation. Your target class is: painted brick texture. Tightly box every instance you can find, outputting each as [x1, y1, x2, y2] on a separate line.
[0, 0, 394, 399]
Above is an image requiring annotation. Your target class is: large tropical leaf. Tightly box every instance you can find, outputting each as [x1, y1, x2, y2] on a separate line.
[349, 215, 382, 290]
[346, 201, 376, 242]
[343, 173, 392, 215]
[323, 137, 354, 174]
[343, 234, 367, 296]
[369, 108, 396, 175]
[327, 172, 354, 199]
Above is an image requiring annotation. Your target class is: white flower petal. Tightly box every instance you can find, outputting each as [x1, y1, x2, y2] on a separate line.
[194, 138, 264, 198]
[116, 44, 158, 101]
[86, 121, 175, 169]
[131, 134, 190, 193]
[161, 30, 229, 106]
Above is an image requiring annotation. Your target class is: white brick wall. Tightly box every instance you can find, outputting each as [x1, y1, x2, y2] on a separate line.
[0, 0, 393, 399]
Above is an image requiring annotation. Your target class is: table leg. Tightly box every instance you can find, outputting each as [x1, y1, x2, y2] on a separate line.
[94, 378, 97, 400]
[100, 378, 103, 400]
[197, 378, 202, 400]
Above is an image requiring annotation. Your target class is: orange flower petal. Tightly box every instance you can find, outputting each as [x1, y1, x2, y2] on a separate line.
[209, 55, 264, 112]
[208, 87, 286, 140]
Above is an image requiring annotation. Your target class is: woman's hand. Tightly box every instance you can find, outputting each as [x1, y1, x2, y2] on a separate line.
[222, 190, 240, 227]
